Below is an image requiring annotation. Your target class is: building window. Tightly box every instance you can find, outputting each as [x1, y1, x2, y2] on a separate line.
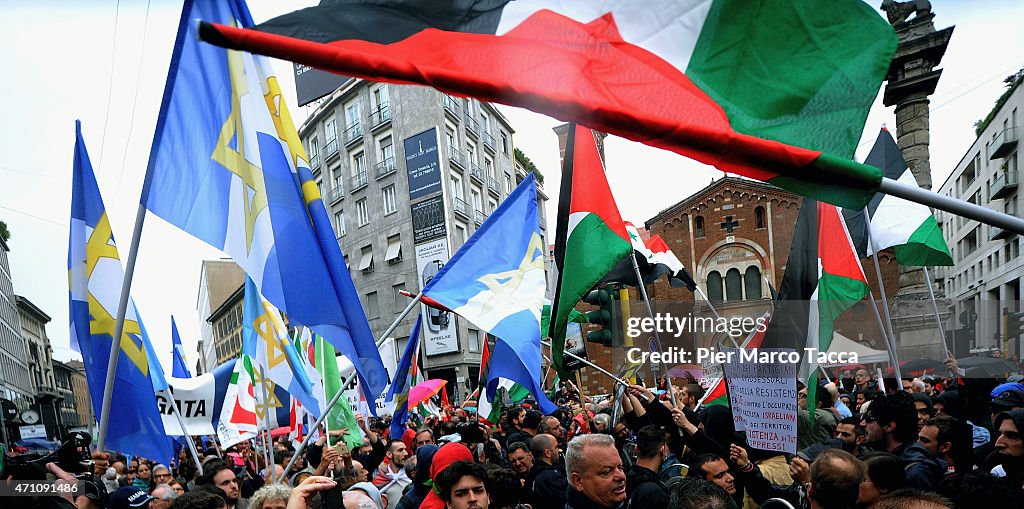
[707, 271, 723, 303]
[352, 151, 366, 176]
[470, 188, 483, 212]
[356, 199, 369, 226]
[505, 174, 512, 193]
[385, 235, 402, 264]
[450, 173, 464, 200]
[359, 245, 374, 273]
[694, 216, 705, 239]
[382, 185, 397, 215]
[455, 223, 468, 249]
[345, 102, 361, 131]
[379, 135, 394, 166]
[325, 118, 337, 144]
[744, 266, 762, 300]
[485, 157, 494, 178]
[335, 210, 346, 237]
[366, 291, 379, 319]
[468, 329, 480, 353]
[755, 206, 766, 229]
[500, 131, 509, 155]
[393, 283, 406, 309]
[725, 268, 743, 302]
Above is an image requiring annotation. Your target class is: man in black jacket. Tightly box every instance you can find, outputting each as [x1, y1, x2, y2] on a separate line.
[625, 426, 668, 509]
[525, 434, 567, 509]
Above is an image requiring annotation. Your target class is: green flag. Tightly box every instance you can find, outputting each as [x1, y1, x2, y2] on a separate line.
[316, 335, 362, 449]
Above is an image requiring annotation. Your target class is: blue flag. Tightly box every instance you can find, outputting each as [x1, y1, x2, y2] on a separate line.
[242, 277, 322, 416]
[422, 174, 555, 413]
[386, 317, 421, 439]
[139, 0, 387, 402]
[171, 317, 192, 378]
[69, 120, 172, 464]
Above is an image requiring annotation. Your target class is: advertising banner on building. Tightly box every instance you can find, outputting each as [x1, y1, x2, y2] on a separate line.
[412, 195, 447, 243]
[405, 128, 442, 200]
[415, 238, 459, 355]
[293, 63, 351, 106]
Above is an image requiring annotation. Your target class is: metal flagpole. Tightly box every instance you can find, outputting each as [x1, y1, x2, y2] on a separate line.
[281, 292, 423, 479]
[629, 256, 678, 407]
[879, 177, 1024, 236]
[318, 333, 331, 447]
[867, 290, 903, 381]
[257, 364, 275, 484]
[98, 203, 147, 451]
[864, 211, 904, 381]
[162, 389, 204, 475]
[922, 266, 954, 355]
[541, 341, 630, 387]
[693, 286, 741, 349]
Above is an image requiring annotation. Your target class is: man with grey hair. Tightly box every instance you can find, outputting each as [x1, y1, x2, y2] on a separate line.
[149, 484, 177, 509]
[565, 434, 627, 509]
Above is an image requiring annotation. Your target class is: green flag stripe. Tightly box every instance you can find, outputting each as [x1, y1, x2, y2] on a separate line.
[816, 273, 871, 353]
[893, 218, 954, 267]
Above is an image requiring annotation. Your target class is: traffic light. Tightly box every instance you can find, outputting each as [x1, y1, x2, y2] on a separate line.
[1008, 310, 1024, 338]
[584, 288, 617, 346]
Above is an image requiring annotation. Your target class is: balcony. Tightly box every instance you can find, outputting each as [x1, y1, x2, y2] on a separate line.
[991, 226, 1016, 241]
[474, 210, 486, 226]
[453, 197, 470, 218]
[328, 185, 345, 204]
[482, 132, 496, 153]
[344, 122, 363, 146]
[374, 157, 397, 179]
[464, 114, 480, 138]
[369, 103, 391, 131]
[324, 138, 339, 160]
[989, 167, 1019, 200]
[990, 126, 1019, 160]
[447, 147, 466, 169]
[487, 177, 501, 196]
[469, 163, 485, 183]
[443, 94, 461, 119]
[350, 171, 368, 192]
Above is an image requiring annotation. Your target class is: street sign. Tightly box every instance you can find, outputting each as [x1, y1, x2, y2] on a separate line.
[19, 424, 47, 439]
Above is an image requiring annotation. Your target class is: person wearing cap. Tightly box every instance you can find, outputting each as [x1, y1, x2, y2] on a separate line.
[985, 408, 1024, 490]
[110, 486, 156, 509]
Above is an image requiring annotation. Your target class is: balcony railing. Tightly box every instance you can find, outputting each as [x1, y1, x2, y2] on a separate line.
[482, 132, 496, 152]
[464, 115, 480, 138]
[990, 126, 1019, 160]
[344, 123, 363, 145]
[990, 167, 1019, 200]
[991, 226, 1016, 241]
[443, 94, 461, 119]
[453, 197, 470, 218]
[469, 164, 485, 183]
[374, 157, 397, 179]
[447, 147, 466, 169]
[328, 185, 345, 204]
[474, 210, 486, 225]
[350, 171, 368, 192]
[487, 177, 501, 195]
[369, 103, 391, 131]
[324, 138, 339, 159]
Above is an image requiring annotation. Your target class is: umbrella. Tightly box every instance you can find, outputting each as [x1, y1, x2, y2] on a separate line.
[668, 364, 703, 379]
[898, 358, 947, 376]
[409, 379, 448, 408]
[957, 357, 1020, 377]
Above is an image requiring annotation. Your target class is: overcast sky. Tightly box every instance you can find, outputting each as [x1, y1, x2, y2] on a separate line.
[1, 1, 1021, 371]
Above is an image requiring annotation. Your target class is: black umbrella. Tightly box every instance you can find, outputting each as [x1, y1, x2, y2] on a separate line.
[899, 358, 947, 376]
[956, 356, 1020, 377]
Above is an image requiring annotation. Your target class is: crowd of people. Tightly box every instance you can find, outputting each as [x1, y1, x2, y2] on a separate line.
[21, 361, 1024, 509]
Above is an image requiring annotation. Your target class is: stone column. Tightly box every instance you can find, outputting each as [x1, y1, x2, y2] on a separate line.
[879, 1, 954, 358]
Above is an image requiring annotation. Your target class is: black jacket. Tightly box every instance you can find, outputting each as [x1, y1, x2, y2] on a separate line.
[901, 443, 947, 491]
[625, 464, 666, 509]
[566, 487, 622, 509]
[527, 461, 568, 509]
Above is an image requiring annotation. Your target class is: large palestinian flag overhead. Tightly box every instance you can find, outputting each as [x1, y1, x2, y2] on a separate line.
[843, 128, 954, 266]
[199, 0, 897, 209]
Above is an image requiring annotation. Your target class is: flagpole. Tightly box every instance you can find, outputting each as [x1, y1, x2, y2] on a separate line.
[867, 290, 903, 381]
[281, 292, 422, 479]
[629, 257, 678, 407]
[922, 266, 954, 355]
[879, 176, 1024, 236]
[97, 202, 147, 451]
[541, 341, 630, 388]
[162, 389, 204, 475]
[318, 334, 332, 446]
[256, 364, 276, 484]
[864, 211, 903, 381]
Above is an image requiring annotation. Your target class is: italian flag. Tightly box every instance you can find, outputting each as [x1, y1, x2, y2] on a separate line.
[548, 124, 632, 374]
[843, 128, 953, 266]
[200, 0, 896, 209]
[220, 355, 258, 433]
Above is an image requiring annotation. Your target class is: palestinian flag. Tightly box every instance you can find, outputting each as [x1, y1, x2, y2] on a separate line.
[549, 124, 632, 375]
[199, 0, 896, 209]
[843, 128, 953, 266]
[603, 227, 700, 290]
[763, 199, 870, 423]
